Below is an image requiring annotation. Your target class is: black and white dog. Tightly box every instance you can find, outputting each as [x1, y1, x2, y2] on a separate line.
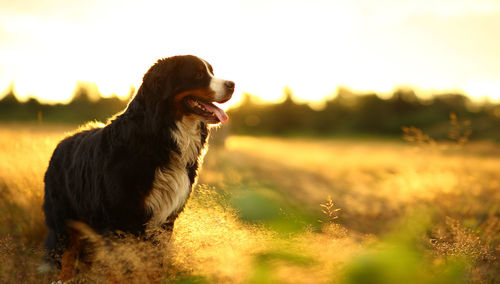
[42, 55, 234, 280]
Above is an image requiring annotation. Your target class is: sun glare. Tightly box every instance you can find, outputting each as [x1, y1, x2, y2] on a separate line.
[0, 0, 499, 104]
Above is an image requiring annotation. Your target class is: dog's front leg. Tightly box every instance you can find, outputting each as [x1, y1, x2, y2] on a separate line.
[57, 228, 81, 282]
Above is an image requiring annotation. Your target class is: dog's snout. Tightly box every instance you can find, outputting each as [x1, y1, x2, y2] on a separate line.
[224, 81, 235, 90]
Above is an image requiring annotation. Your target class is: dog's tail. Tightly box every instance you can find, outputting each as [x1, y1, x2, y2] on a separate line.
[67, 220, 103, 245]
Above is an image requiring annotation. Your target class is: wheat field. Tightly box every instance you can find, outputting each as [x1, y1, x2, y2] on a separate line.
[0, 123, 499, 283]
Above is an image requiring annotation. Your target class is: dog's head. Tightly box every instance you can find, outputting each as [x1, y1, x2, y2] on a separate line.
[139, 55, 234, 124]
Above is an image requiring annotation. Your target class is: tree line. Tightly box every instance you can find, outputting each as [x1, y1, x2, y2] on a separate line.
[0, 83, 131, 124]
[228, 87, 500, 140]
[1, 84, 499, 140]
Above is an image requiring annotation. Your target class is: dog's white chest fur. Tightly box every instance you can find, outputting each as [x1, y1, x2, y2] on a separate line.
[145, 116, 205, 227]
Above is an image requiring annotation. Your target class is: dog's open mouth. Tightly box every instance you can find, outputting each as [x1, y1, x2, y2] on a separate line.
[185, 96, 229, 124]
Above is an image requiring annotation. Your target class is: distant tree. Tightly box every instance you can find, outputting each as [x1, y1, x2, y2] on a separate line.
[70, 82, 101, 103]
[432, 94, 470, 116]
[0, 83, 19, 106]
[268, 87, 314, 134]
[390, 88, 420, 113]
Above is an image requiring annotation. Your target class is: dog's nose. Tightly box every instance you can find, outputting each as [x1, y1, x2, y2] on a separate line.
[224, 81, 235, 90]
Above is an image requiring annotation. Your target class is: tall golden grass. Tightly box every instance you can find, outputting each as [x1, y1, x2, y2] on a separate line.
[0, 123, 499, 283]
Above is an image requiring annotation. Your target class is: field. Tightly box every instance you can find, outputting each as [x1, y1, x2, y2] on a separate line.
[0, 124, 499, 283]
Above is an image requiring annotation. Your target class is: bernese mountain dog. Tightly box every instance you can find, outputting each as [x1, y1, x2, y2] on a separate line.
[42, 55, 234, 280]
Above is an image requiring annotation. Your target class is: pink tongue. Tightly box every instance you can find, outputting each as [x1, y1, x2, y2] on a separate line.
[199, 101, 229, 123]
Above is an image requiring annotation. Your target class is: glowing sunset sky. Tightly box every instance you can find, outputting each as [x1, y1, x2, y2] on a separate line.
[0, 0, 499, 106]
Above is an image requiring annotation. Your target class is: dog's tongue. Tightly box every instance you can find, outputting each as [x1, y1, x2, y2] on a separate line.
[200, 101, 229, 123]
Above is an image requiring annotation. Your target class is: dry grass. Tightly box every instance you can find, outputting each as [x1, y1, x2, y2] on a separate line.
[0, 123, 499, 283]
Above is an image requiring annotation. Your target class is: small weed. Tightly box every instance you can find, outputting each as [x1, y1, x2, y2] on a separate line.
[319, 195, 341, 224]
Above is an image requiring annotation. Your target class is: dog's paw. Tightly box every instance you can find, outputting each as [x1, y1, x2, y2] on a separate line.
[37, 262, 55, 274]
[51, 280, 75, 284]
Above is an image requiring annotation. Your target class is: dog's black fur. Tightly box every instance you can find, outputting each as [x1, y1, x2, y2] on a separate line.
[42, 55, 234, 270]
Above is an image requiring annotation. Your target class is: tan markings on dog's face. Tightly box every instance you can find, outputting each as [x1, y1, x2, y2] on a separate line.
[174, 88, 216, 105]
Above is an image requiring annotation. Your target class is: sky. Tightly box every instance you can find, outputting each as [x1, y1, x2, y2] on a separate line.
[0, 0, 499, 107]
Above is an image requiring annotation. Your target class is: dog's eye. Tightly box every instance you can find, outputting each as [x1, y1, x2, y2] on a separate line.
[195, 72, 204, 80]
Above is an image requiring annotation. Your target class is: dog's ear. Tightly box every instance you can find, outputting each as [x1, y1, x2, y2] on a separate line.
[142, 57, 178, 100]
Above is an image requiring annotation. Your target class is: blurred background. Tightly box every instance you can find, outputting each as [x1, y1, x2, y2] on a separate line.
[1, 1, 500, 283]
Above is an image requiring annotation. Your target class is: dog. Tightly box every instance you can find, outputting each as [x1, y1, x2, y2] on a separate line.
[42, 55, 234, 281]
